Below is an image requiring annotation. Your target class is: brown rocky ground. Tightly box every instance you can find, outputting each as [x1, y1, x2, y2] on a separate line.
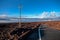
[21, 21, 60, 30]
[0, 21, 60, 40]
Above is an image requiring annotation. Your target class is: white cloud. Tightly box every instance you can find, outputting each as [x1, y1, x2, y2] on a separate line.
[50, 11, 56, 17]
[39, 11, 49, 18]
[0, 14, 8, 18]
[21, 12, 49, 18]
[21, 11, 60, 18]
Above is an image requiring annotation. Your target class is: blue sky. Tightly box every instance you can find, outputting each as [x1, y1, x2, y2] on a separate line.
[0, 0, 60, 18]
[0, 0, 20, 17]
[21, 0, 60, 18]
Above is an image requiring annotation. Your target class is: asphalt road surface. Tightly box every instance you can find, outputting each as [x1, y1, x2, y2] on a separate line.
[41, 27, 60, 40]
[26, 26, 60, 40]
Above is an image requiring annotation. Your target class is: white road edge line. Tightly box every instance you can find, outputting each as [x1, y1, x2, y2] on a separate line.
[38, 26, 41, 40]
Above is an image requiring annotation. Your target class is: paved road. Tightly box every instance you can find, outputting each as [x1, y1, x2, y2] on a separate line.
[41, 27, 60, 40]
[25, 26, 60, 40]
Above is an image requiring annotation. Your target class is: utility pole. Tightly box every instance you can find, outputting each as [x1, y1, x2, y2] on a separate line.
[18, 4, 22, 28]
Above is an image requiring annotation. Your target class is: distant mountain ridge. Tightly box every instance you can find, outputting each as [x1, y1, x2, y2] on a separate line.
[21, 17, 60, 22]
[0, 16, 60, 23]
[0, 16, 19, 23]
